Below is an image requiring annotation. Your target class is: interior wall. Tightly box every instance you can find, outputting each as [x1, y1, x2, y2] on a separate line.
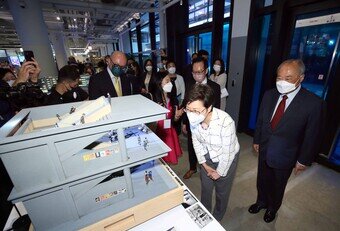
[226, 0, 252, 128]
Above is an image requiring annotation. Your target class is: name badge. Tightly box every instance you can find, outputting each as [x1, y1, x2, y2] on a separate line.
[163, 119, 171, 129]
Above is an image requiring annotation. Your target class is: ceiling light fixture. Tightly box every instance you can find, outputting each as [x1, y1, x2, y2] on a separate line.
[56, 16, 60, 20]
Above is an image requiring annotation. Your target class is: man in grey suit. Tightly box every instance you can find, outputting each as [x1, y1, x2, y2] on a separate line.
[249, 59, 325, 223]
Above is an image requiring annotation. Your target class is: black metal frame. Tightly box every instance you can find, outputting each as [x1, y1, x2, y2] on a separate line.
[166, 0, 233, 74]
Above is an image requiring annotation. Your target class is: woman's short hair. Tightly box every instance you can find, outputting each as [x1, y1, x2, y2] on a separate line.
[185, 84, 215, 108]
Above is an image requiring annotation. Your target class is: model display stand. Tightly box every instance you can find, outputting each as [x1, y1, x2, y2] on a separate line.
[0, 95, 183, 231]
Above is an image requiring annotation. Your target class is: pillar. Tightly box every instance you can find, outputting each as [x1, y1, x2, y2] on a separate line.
[158, 1, 167, 49]
[7, 0, 58, 77]
[226, 0, 252, 127]
[49, 32, 68, 69]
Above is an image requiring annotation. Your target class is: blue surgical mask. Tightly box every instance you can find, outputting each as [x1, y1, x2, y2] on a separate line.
[111, 65, 124, 77]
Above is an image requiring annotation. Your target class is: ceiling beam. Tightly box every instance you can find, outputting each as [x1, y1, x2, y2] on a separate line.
[39, 0, 158, 13]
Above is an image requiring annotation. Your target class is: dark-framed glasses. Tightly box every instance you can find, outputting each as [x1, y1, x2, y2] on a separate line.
[184, 107, 207, 115]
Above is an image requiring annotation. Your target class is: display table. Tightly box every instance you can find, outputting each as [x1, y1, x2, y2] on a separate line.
[4, 159, 225, 231]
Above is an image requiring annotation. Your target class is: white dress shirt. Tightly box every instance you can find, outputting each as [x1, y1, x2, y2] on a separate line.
[191, 108, 240, 177]
[174, 74, 185, 103]
[144, 72, 151, 91]
[271, 85, 301, 119]
[107, 66, 122, 92]
[196, 77, 208, 85]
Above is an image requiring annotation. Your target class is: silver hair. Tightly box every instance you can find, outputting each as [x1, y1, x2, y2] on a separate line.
[277, 59, 305, 75]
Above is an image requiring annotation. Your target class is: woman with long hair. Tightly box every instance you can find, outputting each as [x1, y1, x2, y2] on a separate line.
[210, 58, 228, 110]
[154, 72, 183, 165]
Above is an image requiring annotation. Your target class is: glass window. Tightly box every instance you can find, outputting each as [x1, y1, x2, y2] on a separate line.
[329, 131, 340, 166]
[186, 35, 196, 64]
[141, 24, 151, 52]
[130, 29, 138, 53]
[0, 50, 7, 57]
[224, 0, 231, 18]
[289, 14, 340, 99]
[155, 13, 160, 50]
[199, 32, 212, 62]
[140, 13, 149, 24]
[221, 23, 230, 69]
[188, 0, 214, 28]
[185, 32, 212, 65]
[264, 0, 275, 7]
[248, 14, 276, 130]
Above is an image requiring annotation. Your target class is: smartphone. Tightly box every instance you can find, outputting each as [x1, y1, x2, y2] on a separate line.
[24, 50, 34, 62]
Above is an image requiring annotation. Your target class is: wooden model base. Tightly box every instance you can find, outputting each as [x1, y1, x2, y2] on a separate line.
[81, 185, 183, 231]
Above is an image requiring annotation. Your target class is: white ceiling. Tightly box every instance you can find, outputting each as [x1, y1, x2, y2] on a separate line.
[0, 0, 176, 51]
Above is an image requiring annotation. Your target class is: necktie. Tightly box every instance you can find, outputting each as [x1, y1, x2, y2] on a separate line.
[114, 77, 122, 97]
[270, 95, 288, 130]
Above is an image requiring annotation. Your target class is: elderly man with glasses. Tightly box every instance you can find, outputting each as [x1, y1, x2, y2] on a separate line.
[88, 51, 133, 100]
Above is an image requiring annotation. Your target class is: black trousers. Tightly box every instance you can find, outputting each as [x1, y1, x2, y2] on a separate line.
[256, 158, 293, 213]
[187, 128, 198, 170]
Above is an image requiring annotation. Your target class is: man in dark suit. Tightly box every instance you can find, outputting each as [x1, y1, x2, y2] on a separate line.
[249, 59, 325, 222]
[182, 56, 221, 179]
[89, 51, 132, 100]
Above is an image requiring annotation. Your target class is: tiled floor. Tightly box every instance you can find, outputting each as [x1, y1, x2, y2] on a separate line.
[171, 133, 340, 231]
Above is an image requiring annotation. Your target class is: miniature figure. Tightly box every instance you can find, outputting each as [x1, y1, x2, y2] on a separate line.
[69, 106, 76, 114]
[144, 171, 150, 185]
[148, 171, 153, 181]
[56, 114, 61, 121]
[80, 113, 85, 124]
[107, 93, 111, 105]
[137, 135, 141, 145]
[143, 137, 149, 151]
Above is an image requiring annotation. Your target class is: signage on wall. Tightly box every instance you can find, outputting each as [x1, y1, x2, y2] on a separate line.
[296, 13, 340, 28]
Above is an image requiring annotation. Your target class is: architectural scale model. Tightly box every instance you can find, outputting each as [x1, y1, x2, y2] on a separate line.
[0, 95, 183, 231]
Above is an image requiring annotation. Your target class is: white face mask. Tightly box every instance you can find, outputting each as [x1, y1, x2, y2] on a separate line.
[6, 80, 15, 87]
[213, 64, 221, 73]
[145, 65, 152, 72]
[276, 79, 299, 94]
[168, 67, 176, 74]
[162, 82, 173, 93]
[187, 111, 206, 127]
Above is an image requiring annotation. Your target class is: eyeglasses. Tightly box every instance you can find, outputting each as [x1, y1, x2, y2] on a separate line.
[109, 57, 128, 72]
[112, 63, 127, 72]
[192, 69, 206, 75]
[184, 107, 207, 115]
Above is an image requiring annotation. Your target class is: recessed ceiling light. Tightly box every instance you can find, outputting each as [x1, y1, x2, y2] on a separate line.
[56, 16, 60, 20]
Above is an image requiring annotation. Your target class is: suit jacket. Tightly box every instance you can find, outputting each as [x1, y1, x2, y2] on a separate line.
[88, 69, 132, 100]
[140, 71, 157, 96]
[254, 88, 325, 169]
